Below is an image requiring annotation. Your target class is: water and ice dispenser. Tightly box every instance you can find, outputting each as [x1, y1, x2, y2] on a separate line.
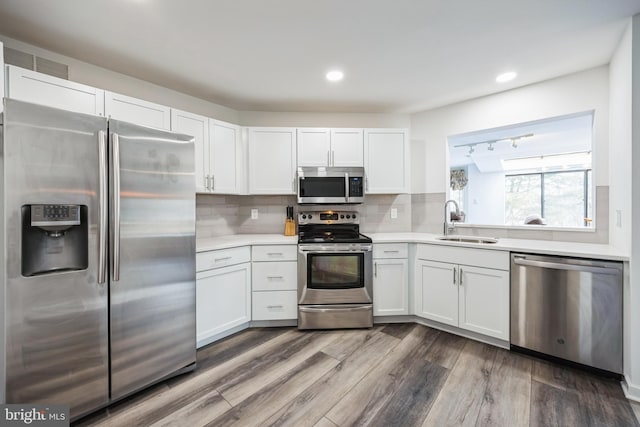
[21, 204, 88, 276]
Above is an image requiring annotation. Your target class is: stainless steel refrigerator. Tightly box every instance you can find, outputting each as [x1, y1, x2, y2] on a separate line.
[0, 98, 196, 420]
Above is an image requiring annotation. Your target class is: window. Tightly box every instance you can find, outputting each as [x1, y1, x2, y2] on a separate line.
[505, 170, 592, 227]
[447, 111, 594, 228]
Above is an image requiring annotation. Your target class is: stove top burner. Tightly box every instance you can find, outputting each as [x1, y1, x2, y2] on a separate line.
[299, 233, 372, 244]
[297, 210, 371, 244]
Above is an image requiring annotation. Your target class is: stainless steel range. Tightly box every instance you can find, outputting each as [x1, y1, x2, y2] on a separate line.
[297, 210, 373, 329]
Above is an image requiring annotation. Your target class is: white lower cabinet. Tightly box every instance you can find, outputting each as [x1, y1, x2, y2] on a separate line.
[251, 245, 298, 321]
[415, 244, 509, 341]
[196, 247, 251, 348]
[252, 291, 298, 320]
[373, 243, 409, 316]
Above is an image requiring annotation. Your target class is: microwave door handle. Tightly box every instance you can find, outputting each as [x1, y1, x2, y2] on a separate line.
[344, 172, 349, 203]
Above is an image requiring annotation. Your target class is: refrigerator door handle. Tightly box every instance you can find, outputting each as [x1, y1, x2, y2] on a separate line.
[112, 132, 121, 282]
[98, 130, 108, 285]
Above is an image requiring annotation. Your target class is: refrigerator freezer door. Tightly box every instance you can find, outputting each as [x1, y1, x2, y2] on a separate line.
[2, 99, 109, 417]
[108, 120, 196, 400]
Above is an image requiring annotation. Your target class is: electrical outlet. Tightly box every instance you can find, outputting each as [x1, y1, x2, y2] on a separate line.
[616, 210, 622, 228]
[391, 208, 398, 219]
[251, 208, 259, 220]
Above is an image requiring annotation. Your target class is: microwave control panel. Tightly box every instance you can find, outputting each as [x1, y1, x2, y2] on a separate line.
[349, 177, 364, 197]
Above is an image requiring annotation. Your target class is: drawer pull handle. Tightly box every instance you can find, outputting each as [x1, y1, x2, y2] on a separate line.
[383, 250, 400, 253]
[267, 252, 283, 256]
[267, 276, 284, 280]
[267, 305, 284, 309]
[214, 256, 232, 262]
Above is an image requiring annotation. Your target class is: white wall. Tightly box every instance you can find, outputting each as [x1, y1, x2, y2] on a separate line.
[609, 22, 633, 252]
[410, 66, 610, 195]
[627, 14, 640, 402]
[465, 164, 505, 224]
[0, 34, 241, 123]
[609, 15, 640, 403]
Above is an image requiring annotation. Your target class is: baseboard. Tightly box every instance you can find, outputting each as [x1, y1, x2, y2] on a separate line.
[196, 322, 250, 349]
[250, 319, 297, 328]
[622, 376, 640, 402]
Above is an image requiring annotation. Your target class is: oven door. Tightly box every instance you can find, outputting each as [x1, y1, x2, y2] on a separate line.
[298, 244, 373, 305]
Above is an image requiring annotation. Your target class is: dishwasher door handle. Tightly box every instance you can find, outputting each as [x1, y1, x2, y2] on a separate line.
[513, 257, 620, 275]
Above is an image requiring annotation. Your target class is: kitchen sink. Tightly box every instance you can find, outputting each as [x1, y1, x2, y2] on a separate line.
[436, 235, 498, 244]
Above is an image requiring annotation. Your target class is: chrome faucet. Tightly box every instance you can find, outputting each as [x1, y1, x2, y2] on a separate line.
[443, 199, 460, 236]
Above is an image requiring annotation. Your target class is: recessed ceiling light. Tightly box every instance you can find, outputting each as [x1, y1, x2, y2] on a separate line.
[496, 71, 517, 83]
[326, 70, 344, 82]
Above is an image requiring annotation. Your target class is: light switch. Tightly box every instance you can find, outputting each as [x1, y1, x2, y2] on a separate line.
[391, 208, 398, 219]
[251, 208, 259, 220]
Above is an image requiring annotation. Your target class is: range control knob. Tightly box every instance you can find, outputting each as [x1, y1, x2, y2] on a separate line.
[352, 214, 357, 219]
[302, 214, 307, 219]
[308, 214, 313, 219]
[346, 214, 351, 219]
[340, 214, 345, 219]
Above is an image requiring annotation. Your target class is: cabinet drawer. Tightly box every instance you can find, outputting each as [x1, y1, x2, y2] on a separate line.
[252, 291, 298, 320]
[373, 243, 408, 259]
[252, 245, 297, 262]
[196, 246, 251, 272]
[252, 261, 297, 291]
[416, 244, 508, 271]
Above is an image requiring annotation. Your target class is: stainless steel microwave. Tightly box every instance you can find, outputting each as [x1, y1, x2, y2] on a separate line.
[297, 167, 365, 204]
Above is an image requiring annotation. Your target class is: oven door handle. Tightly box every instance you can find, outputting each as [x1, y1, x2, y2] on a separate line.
[299, 305, 372, 313]
[298, 246, 372, 254]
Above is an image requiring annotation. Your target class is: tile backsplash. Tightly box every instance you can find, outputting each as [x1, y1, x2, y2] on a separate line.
[196, 193, 412, 238]
[197, 186, 609, 244]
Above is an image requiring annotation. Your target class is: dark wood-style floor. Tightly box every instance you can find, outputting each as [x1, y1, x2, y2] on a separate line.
[74, 324, 640, 427]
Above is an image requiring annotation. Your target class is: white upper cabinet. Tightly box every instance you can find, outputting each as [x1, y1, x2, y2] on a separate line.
[209, 119, 244, 194]
[297, 128, 331, 167]
[105, 91, 170, 130]
[171, 109, 210, 193]
[297, 128, 363, 167]
[248, 127, 297, 194]
[5, 65, 105, 116]
[330, 128, 364, 167]
[364, 129, 409, 193]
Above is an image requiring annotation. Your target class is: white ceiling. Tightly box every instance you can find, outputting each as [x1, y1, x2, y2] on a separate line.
[0, 0, 639, 114]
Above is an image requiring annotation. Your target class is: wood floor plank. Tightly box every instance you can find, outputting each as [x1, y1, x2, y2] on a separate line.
[531, 358, 579, 391]
[195, 327, 290, 372]
[314, 417, 338, 427]
[530, 379, 585, 426]
[321, 327, 383, 361]
[421, 340, 497, 427]
[631, 402, 640, 424]
[325, 324, 440, 426]
[532, 358, 639, 426]
[572, 375, 640, 427]
[217, 330, 340, 405]
[71, 326, 638, 427]
[366, 359, 448, 427]
[475, 348, 532, 427]
[380, 322, 416, 340]
[262, 328, 400, 427]
[423, 330, 467, 369]
[205, 352, 339, 427]
[79, 330, 302, 427]
[148, 390, 231, 427]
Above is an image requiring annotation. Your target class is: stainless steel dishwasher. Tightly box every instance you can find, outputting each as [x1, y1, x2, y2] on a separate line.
[511, 253, 623, 374]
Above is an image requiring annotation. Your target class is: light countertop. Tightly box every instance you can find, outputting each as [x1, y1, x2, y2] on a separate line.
[197, 232, 628, 261]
